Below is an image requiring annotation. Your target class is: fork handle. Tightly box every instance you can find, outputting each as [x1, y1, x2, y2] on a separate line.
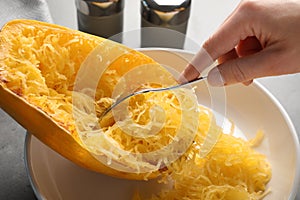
[180, 76, 207, 87]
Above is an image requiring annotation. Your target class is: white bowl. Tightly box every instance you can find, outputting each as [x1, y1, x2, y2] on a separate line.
[25, 48, 300, 200]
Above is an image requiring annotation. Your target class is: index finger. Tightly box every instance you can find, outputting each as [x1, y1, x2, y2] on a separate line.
[178, 48, 213, 83]
[179, 2, 253, 82]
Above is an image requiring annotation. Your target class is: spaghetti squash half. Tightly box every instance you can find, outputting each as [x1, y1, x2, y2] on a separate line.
[0, 19, 271, 199]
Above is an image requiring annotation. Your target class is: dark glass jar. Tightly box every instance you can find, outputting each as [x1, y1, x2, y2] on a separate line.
[76, 0, 124, 43]
[141, 0, 191, 48]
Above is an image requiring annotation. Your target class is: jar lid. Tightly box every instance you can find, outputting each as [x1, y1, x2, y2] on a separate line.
[76, 0, 124, 16]
[142, 0, 191, 12]
[141, 0, 191, 26]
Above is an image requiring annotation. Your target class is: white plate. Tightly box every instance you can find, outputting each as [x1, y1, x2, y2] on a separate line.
[25, 49, 300, 200]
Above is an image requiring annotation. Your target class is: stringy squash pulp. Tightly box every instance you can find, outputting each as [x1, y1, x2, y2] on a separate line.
[0, 20, 271, 199]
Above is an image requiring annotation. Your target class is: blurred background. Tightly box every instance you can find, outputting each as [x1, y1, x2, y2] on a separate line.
[0, 0, 299, 199]
[47, 0, 240, 50]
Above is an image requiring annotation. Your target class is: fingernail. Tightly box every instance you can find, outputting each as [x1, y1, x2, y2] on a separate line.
[208, 68, 225, 86]
[178, 64, 201, 84]
[178, 73, 187, 84]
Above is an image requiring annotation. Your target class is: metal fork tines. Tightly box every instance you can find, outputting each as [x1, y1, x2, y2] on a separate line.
[99, 76, 207, 120]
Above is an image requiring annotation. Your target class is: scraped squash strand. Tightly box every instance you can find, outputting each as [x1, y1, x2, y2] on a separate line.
[154, 133, 271, 199]
[0, 22, 100, 133]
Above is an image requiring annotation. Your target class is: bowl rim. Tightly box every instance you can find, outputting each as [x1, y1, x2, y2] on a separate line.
[24, 133, 43, 200]
[24, 47, 300, 200]
[255, 76, 300, 200]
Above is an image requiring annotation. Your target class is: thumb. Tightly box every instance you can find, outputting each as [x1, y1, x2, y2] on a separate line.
[207, 48, 277, 86]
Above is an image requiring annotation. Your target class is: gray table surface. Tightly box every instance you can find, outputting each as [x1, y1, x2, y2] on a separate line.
[1, 0, 299, 199]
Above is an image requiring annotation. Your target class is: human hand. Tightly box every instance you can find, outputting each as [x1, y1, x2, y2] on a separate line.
[180, 0, 300, 86]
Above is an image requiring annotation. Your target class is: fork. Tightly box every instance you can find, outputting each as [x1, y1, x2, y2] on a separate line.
[99, 76, 207, 120]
